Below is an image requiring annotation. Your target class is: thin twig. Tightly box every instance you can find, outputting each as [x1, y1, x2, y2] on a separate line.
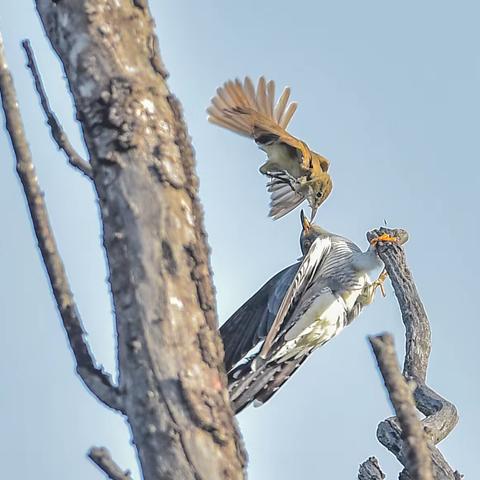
[0, 34, 122, 412]
[369, 334, 433, 480]
[21, 39, 93, 179]
[88, 447, 132, 480]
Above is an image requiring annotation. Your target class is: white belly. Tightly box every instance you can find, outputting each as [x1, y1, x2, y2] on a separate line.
[273, 292, 347, 362]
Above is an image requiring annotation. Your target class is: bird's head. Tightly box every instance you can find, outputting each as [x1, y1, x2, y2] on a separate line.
[299, 210, 330, 255]
[305, 172, 333, 221]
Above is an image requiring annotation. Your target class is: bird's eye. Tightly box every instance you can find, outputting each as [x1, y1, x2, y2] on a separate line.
[316, 192, 322, 198]
[303, 240, 311, 249]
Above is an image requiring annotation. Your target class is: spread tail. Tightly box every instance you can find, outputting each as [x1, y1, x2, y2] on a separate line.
[207, 76, 298, 138]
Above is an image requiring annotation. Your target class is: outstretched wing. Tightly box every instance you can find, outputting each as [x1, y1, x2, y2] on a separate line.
[207, 76, 330, 170]
[266, 176, 305, 220]
[220, 263, 300, 372]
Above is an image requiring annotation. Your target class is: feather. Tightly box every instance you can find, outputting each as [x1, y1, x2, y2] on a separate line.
[221, 264, 300, 372]
[266, 80, 275, 117]
[208, 76, 299, 139]
[259, 236, 332, 358]
[273, 87, 290, 123]
[279, 102, 298, 129]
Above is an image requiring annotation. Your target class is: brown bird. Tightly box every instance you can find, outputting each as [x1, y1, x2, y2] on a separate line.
[207, 76, 332, 220]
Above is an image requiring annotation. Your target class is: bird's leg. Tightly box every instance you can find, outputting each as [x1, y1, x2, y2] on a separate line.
[372, 269, 388, 298]
[358, 270, 388, 306]
[267, 170, 300, 190]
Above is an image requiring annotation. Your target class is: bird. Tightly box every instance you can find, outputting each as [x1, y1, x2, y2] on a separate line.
[207, 76, 332, 220]
[220, 211, 407, 413]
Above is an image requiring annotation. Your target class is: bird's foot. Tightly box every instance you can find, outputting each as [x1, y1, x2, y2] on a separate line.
[267, 170, 300, 189]
[359, 270, 388, 305]
[372, 269, 388, 298]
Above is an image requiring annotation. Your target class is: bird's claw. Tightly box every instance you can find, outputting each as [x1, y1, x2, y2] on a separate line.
[267, 170, 300, 189]
[372, 269, 388, 298]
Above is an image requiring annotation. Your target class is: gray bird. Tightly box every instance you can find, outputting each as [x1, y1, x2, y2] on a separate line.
[221, 212, 407, 413]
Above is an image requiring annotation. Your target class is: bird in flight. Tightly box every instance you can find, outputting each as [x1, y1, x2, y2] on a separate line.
[220, 211, 406, 413]
[207, 76, 332, 220]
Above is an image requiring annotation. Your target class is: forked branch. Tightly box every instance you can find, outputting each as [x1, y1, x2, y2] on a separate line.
[0, 35, 122, 412]
[21, 39, 93, 179]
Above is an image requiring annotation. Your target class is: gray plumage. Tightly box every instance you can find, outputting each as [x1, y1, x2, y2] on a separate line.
[221, 213, 386, 413]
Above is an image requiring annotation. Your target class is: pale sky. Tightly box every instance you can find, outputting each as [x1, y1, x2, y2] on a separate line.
[1, 1, 478, 479]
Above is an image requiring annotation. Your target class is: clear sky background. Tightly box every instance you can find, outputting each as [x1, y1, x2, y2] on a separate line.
[1, 1, 478, 479]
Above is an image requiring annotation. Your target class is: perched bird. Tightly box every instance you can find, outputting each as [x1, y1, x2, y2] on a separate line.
[221, 212, 406, 413]
[207, 76, 332, 220]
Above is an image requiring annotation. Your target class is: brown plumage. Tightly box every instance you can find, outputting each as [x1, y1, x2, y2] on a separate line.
[207, 76, 332, 220]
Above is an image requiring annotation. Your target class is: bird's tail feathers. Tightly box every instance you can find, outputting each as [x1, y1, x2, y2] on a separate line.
[228, 350, 313, 413]
[207, 76, 298, 138]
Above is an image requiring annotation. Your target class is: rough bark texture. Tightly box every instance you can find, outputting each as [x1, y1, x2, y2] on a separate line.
[33, 1, 245, 479]
[362, 228, 460, 480]
[369, 334, 433, 480]
[88, 447, 133, 480]
[358, 457, 385, 480]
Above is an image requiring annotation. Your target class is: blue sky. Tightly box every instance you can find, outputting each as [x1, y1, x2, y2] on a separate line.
[0, 1, 478, 478]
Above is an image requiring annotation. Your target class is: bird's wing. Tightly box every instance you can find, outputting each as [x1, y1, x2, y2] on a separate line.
[208, 76, 330, 174]
[267, 176, 305, 220]
[220, 263, 300, 372]
[259, 236, 333, 359]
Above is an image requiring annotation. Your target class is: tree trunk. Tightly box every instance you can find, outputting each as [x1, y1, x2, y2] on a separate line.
[34, 1, 245, 478]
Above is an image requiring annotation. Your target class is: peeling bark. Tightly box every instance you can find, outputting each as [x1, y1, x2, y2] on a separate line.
[33, 1, 245, 478]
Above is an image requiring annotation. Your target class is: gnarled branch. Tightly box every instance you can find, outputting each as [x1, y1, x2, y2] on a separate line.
[0, 34, 123, 412]
[369, 334, 433, 480]
[362, 228, 460, 480]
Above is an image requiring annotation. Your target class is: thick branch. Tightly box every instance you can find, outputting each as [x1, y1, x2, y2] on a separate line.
[364, 228, 460, 479]
[369, 334, 433, 480]
[21, 39, 92, 178]
[0, 34, 123, 412]
[88, 447, 133, 480]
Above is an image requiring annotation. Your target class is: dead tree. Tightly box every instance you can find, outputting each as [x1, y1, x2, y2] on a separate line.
[359, 229, 461, 480]
[0, 2, 460, 479]
[0, 1, 246, 478]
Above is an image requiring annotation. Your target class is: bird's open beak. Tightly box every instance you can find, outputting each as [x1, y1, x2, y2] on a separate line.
[300, 209, 311, 233]
[309, 206, 318, 222]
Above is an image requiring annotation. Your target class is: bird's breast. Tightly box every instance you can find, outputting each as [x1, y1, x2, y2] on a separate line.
[273, 292, 347, 362]
[260, 143, 303, 178]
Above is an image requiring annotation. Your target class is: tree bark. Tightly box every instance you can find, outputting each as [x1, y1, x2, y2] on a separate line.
[33, 1, 245, 479]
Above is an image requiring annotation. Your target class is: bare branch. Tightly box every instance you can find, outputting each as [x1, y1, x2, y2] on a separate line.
[0, 34, 123, 412]
[88, 447, 133, 480]
[369, 334, 433, 480]
[366, 228, 430, 382]
[358, 457, 385, 480]
[21, 39, 93, 179]
[363, 228, 460, 479]
[377, 419, 460, 480]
